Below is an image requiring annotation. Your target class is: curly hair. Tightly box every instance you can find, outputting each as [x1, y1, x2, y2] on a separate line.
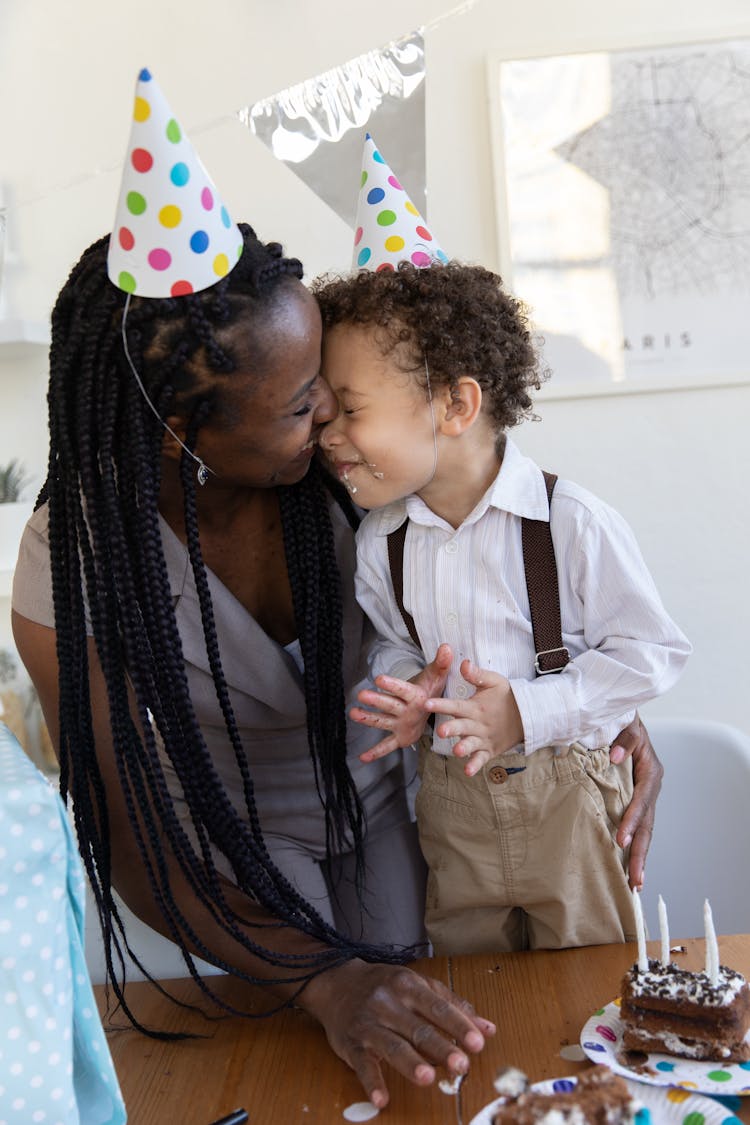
[40, 223, 411, 1035]
[313, 261, 548, 431]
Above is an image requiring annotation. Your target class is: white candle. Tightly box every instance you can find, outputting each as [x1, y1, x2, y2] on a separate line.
[632, 886, 648, 971]
[658, 895, 670, 966]
[704, 899, 720, 985]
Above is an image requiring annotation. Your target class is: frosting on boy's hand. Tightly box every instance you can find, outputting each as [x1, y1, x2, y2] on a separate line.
[426, 659, 524, 776]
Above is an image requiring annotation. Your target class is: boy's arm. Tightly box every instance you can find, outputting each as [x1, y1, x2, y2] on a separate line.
[427, 497, 690, 758]
[505, 498, 691, 753]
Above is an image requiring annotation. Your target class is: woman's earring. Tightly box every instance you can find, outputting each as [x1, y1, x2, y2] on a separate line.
[197, 462, 209, 487]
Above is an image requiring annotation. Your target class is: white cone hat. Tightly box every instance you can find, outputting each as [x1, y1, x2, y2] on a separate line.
[352, 134, 448, 272]
[107, 68, 243, 297]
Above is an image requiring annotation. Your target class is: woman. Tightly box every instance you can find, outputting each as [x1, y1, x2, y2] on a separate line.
[11, 224, 662, 1109]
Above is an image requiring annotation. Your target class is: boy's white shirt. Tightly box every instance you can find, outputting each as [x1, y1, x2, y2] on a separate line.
[354, 437, 691, 757]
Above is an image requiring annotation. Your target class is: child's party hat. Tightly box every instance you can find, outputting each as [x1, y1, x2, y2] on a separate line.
[107, 68, 243, 298]
[352, 133, 448, 272]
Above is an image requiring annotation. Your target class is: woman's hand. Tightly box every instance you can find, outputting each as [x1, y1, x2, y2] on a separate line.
[354, 644, 453, 762]
[609, 714, 663, 890]
[301, 959, 495, 1109]
[426, 659, 524, 776]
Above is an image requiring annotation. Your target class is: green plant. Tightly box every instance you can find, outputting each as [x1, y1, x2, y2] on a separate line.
[0, 458, 31, 503]
[0, 647, 18, 685]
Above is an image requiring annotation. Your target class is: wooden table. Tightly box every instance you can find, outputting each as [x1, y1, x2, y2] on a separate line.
[94, 935, 750, 1124]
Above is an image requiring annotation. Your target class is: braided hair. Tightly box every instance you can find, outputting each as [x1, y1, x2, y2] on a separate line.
[41, 224, 410, 1032]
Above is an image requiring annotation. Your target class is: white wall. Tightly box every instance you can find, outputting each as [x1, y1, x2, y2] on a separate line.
[1, 0, 749, 738]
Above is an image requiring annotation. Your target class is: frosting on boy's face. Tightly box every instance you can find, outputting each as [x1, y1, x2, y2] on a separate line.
[319, 323, 437, 510]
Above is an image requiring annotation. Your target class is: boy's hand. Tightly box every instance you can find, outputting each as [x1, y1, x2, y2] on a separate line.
[354, 644, 453, 762]
[426, 659, 524, 776]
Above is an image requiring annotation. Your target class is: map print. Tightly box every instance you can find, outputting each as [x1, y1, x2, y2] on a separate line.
[556, 45, 750, 300]
[497, 39, 750, 389]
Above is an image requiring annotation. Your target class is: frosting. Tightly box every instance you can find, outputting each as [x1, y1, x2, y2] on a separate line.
[627, 958, 747, 1006]
[494, 1067, 529, 1097]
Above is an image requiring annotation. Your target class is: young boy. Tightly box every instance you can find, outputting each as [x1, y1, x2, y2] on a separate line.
[312, 138, 690, 955]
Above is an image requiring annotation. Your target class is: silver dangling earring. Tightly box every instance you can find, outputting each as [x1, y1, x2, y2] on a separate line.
[196, 462, 209, 487]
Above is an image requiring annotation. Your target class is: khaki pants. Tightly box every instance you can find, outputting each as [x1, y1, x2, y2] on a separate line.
[414, 743, 635, 954]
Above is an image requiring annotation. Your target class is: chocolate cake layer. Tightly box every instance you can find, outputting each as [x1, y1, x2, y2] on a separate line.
[619, 958, 750, 1062]
[622, 1025, 750, 1063]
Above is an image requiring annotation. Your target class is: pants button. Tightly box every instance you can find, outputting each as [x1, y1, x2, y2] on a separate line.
[488, 765, 508, 784]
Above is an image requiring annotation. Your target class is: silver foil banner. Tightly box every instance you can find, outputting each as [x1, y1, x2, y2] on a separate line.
[238, 31, 426, 228]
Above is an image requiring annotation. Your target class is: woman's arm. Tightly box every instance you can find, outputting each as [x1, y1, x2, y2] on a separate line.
[609, 714, 664, 890]
[12, 610, 495, 1108]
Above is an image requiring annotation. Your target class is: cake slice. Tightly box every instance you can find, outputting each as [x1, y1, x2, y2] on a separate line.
[620, 957, 750, 1062]
[491, 1066, 641, 1125]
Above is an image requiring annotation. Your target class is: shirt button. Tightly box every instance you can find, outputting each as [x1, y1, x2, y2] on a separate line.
[445, 541, 458, 554]
[446, 612, 458, 624]
[455, 684, 468, 698]
[488, 765, 508, 784]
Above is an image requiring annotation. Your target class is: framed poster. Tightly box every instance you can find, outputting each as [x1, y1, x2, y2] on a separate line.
[488, 34, 750, 398]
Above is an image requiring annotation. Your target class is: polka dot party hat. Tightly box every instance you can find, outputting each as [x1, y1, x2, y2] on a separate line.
[353, 133, 448, 272]
[107, 68, 243, 297]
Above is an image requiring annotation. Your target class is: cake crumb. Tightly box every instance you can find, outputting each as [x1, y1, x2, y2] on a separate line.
[439, 1073, 464, 1095]
[494, 1066, 529, 1097]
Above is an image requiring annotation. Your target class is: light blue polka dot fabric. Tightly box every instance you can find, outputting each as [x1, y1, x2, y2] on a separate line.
[0, 723, 127, 1124]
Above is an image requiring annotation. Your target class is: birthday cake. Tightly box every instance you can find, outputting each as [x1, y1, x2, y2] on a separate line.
[619, 957, 750, 1062]
[622, 894, 750, 1062]
[491, 1066, 642, 1125]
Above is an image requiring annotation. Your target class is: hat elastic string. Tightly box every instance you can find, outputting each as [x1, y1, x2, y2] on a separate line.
[121, 293, 215, 486]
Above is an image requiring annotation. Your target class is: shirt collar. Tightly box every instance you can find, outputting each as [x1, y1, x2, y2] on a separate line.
[482, 436, 551, 522]
[369, 436, 551, 536]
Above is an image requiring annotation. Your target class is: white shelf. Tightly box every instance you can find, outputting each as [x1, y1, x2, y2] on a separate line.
[0, 318, 50, 360]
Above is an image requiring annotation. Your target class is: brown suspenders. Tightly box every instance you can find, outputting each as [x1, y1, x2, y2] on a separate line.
[522, 471, 571, 674]
[386, 470, 570, 677]
[386, 520, 420, 648]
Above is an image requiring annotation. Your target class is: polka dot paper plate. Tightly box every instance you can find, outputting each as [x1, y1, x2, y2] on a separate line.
[581, 1000, 750, 1096]
[468, 1074, 742, 1125]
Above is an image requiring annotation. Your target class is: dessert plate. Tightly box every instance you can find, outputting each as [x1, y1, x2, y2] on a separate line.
[581, 1000, 750, 1096]
[469, 1073, 741, 1125]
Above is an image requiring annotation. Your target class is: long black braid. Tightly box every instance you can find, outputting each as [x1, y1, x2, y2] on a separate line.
[41, 224, 411, 1032]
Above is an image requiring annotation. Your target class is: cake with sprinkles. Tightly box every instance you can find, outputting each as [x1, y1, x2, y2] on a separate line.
[491, 1066, 643, 1125]
[620, 957, 750, 1062]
